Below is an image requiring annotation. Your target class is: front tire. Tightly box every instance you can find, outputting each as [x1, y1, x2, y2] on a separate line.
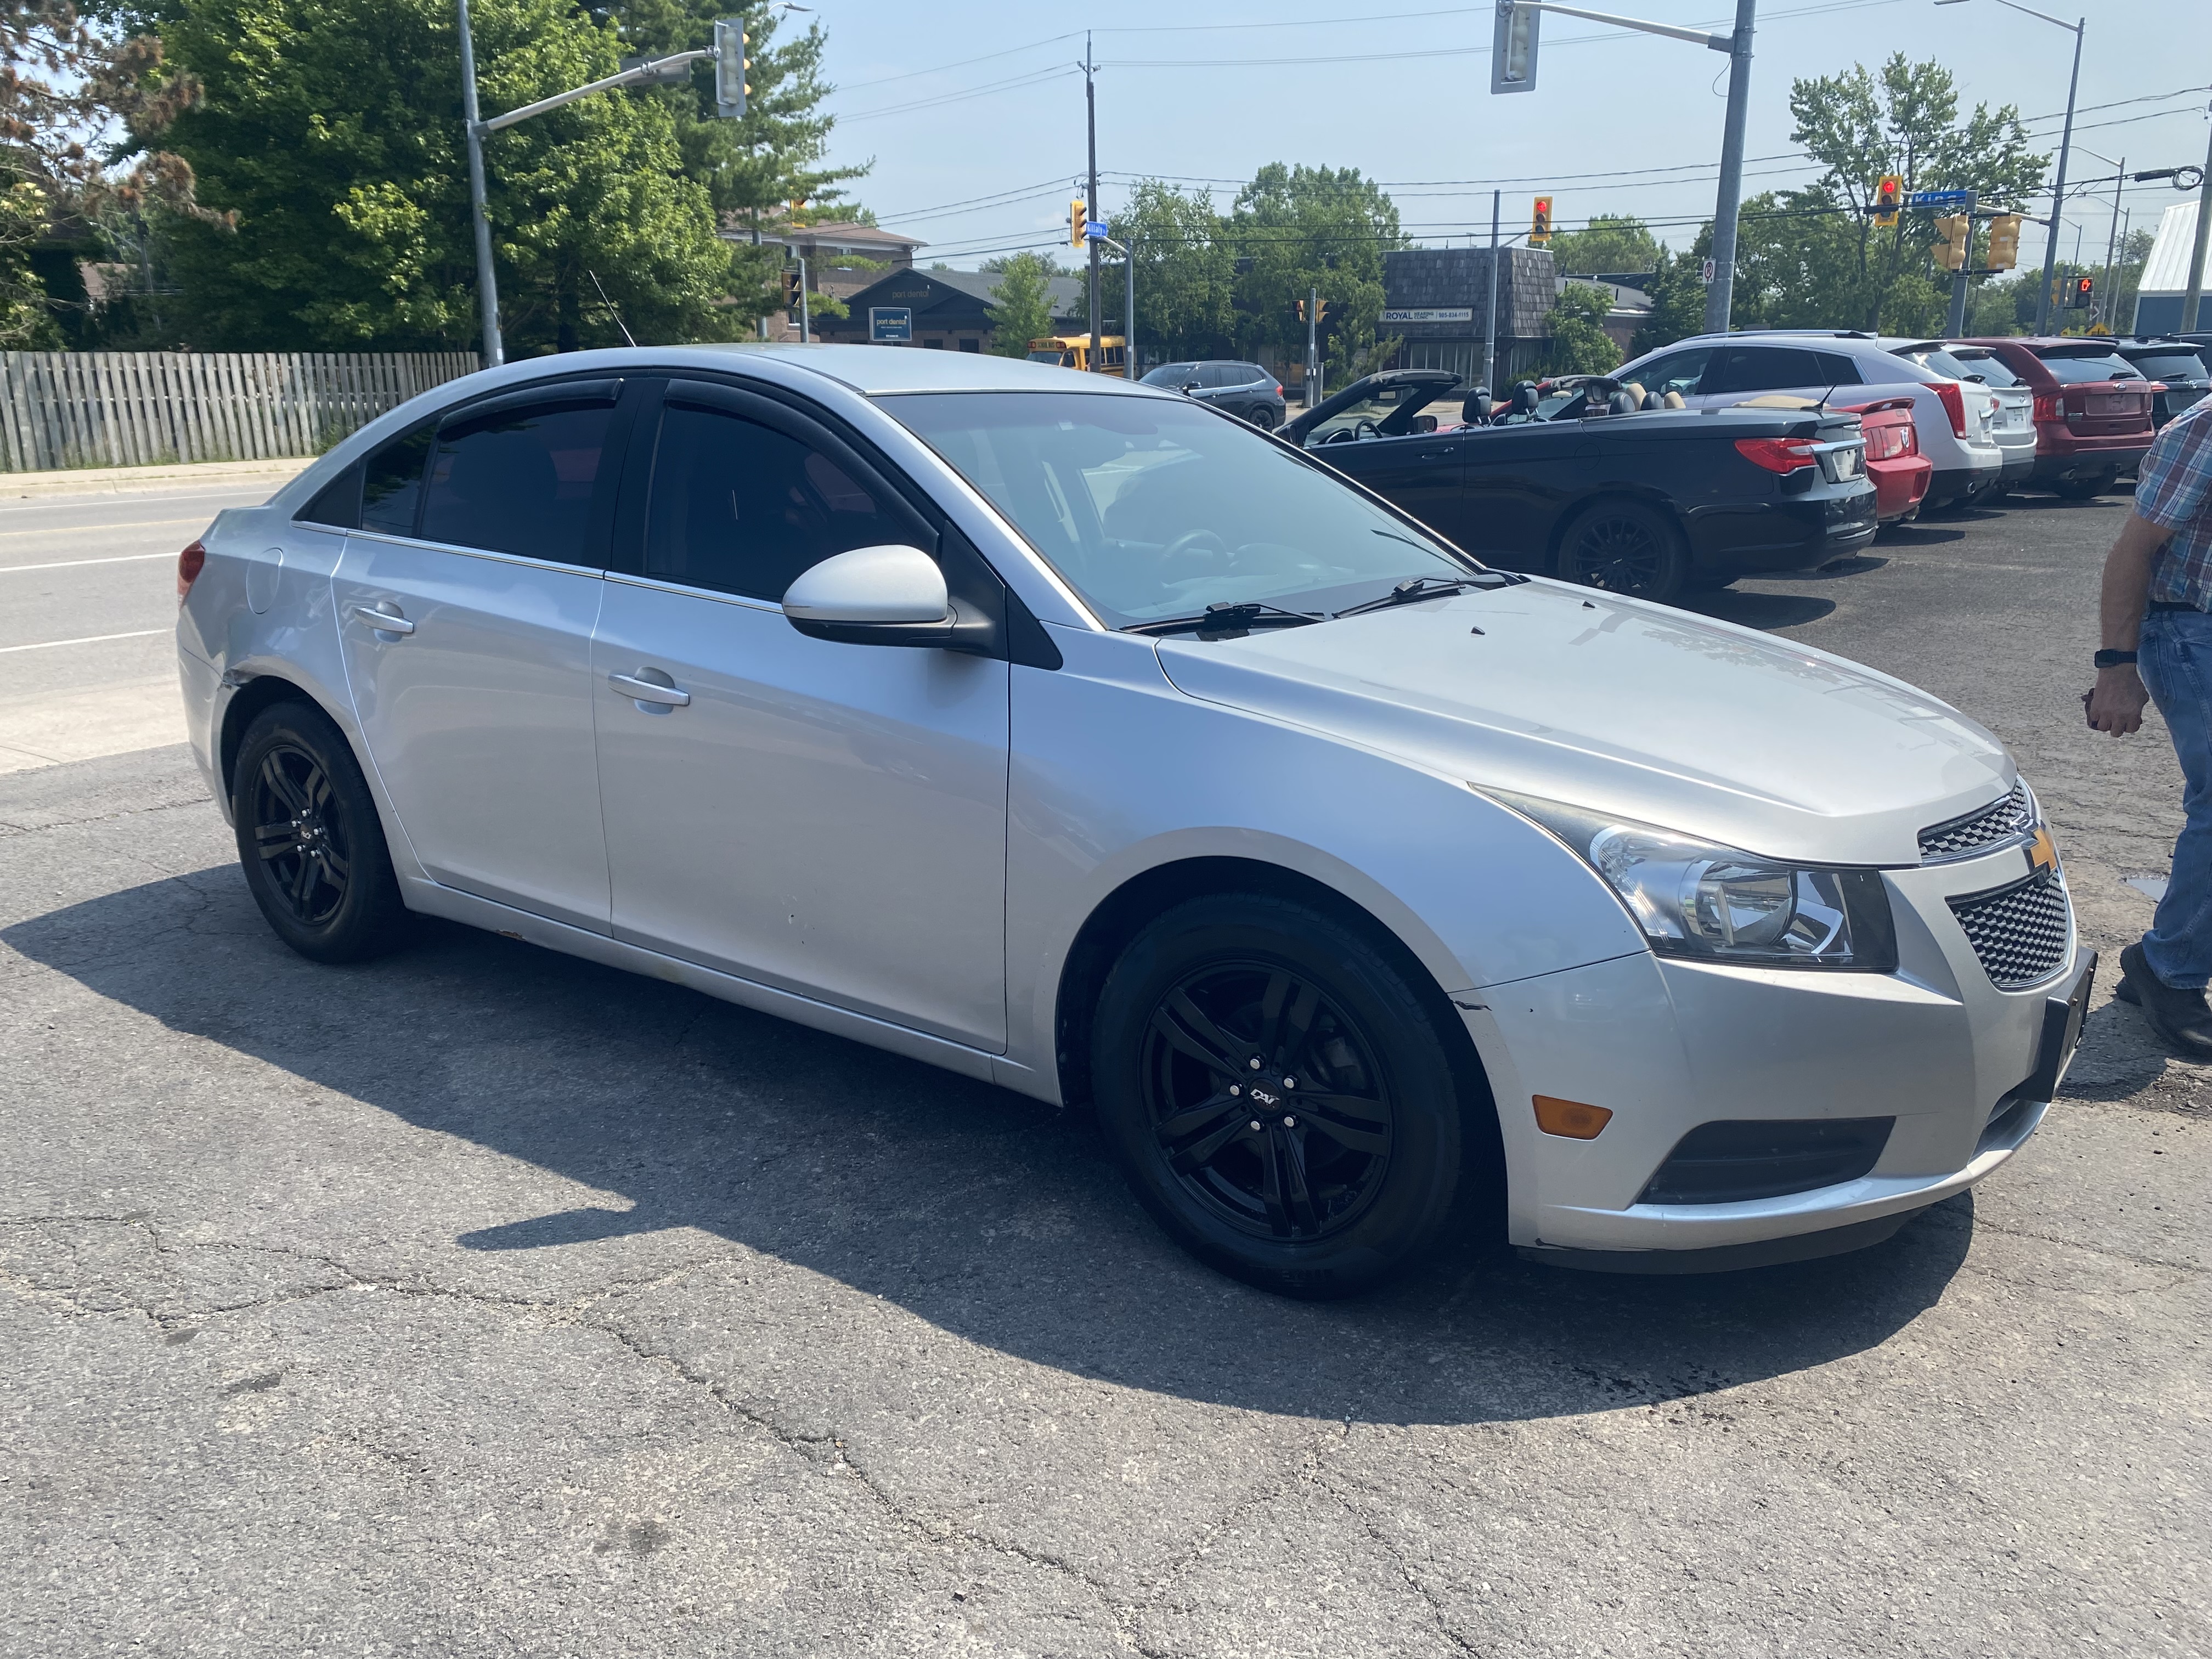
[1091, 893, 1470, 1299]
[1248, 404, 1278, 432]
[232, 700, 407, 963]
[1555, 499, 1689, 605]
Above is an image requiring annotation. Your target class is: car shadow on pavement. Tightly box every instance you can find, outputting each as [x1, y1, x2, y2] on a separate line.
[1681, 591, 1837, 630]
[7, 868, 1976, 1429]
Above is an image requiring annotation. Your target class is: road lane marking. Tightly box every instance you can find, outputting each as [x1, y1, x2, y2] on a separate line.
[0, 628, 168, 654]
[0, 516, 205, 538]
[0, 552, 175, 573]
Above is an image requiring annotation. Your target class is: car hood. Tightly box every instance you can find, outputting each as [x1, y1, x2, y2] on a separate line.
[1154, 581, 2012, 866]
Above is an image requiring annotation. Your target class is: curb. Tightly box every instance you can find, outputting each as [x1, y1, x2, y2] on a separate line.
[1, 457, 313, 501]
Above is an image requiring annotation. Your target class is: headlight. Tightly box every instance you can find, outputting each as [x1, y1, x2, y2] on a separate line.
[1486, 791, 1898, 971]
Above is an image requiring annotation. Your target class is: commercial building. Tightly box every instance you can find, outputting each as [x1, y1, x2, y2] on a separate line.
[1379, 247, 1560, 386]
[809, 267, 1089, 353]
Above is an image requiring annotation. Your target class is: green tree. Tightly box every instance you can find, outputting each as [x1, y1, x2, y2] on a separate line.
[1779, 53, 2046, 329]
[1549, 213, 1662, 276]
[1121, 179, 1233, 364]
[598, 0, 869, 325]
[1541, 283, 1622, 375]
[1628, 239, 1710, 354]
[1226, 162, 1401, 383]
[984, 250, 1054, 358]
[0, 171, 59, 345]
[153, 0, 741, 351]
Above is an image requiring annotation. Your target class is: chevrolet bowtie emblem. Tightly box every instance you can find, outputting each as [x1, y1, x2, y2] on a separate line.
[2028, 826, 2059, 877]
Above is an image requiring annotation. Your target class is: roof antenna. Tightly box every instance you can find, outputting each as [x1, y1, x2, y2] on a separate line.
[588, 268, 638, 348]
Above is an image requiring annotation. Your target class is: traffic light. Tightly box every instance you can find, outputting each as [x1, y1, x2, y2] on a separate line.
[1295, 298, 1305, 322]
[1985, 213, 2021, 273]
[712, 17, 747, 119]
[1872, 174, 1902, 228]
[1531, 195, 1553, 246]
[789, 198, 806, 228]
[1070, 199, 1086, 249]
[1932, 214, 1969, 272]
[2069, 275, 2094, 311]
[1295, 299, 1330, 324]
[781, 268, 801, 311]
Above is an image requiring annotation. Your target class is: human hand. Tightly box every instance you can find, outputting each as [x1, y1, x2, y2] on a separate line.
[2086, 666, 2149, 735]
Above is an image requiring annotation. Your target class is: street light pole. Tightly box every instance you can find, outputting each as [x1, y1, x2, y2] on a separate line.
[1084, 35, 1100, 373]
[2184, 112, 2212, 331]
[1483, 189, 1500, 391]
[456, 0, 503, 367]
[2035, 18, 2084, 334]
[1703, 0, 1757, 335]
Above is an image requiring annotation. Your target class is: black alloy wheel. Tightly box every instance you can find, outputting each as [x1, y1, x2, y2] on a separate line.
[1092, 893, 1472, 1298]
[1248, 404, 1277, 432]
[1555, 499, 1687, 605]
[232, 700, 407, 963]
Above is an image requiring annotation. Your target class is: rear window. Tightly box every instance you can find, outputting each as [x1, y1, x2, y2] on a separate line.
[1950, 351, 2022, 387]
[1899, 347, 1975, 380]
[2034, 350, 2141, 385]
[2126, 352, 2208, 381]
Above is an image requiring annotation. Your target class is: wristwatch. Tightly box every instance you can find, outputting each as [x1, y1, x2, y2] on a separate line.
[2094, 650, 2138, 669]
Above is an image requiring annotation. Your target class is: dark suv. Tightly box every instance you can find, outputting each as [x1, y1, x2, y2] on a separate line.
[2111, 338, 2212, 427]
[1139, 360, 1287, 430]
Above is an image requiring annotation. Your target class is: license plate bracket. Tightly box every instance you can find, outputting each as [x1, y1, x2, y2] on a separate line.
[2021, 950, 2097, 1102]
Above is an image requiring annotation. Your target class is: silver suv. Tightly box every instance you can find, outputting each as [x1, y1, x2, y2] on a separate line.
[1614, 331, 2004, 511]
[1894, 342, 2035, 496]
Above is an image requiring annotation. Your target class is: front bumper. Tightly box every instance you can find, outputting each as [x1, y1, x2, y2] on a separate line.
[1466, 836, 2087, 1266]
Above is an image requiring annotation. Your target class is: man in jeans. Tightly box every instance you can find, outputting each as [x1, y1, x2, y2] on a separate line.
[2089, 388, 2212, 1053]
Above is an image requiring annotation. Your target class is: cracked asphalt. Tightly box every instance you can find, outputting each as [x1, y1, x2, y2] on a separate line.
[3, 488, 2207, 1657]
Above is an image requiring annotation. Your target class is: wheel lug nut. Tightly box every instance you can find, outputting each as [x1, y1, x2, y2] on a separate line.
[1249, 1119, 1263, 1132]
[1249, 1058, 1261, 1070]
[1283, 1077, 1295, 1088]
[1229, 1085, 1241, 1096]
[1284, 1116, 1297, 1128]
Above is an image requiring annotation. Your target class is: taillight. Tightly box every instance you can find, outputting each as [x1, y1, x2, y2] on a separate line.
[177, 539, 207, 603]
[1734, 437, 1820, 473]
[1897, 421, 1917, 456]
[1869, 423, 1908, 461]
[2033, 392, 2062, 424]
[1931, 380, 1967, 438]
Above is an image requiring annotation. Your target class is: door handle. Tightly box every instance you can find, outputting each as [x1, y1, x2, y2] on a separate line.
[608, 669, 691, 708]
[350, 603, 415, 635]
[1419, 449, 1456, 460]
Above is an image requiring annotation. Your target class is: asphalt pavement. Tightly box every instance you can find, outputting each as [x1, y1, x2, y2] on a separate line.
[2, 476, 2205, 1657]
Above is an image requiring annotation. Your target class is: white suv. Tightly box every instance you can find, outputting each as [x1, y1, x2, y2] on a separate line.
[1615, 331, 2004, 511]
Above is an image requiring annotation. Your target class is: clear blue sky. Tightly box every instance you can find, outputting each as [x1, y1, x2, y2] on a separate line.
[803, 0, 2209, 268]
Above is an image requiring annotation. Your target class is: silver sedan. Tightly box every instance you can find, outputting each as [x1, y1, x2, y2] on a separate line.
[176, 346, 2092, 1296]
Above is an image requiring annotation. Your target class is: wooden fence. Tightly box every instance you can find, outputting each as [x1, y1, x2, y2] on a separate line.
[0, 350, 482, 473]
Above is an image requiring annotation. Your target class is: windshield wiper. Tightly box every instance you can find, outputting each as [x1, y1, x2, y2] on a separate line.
[1334, 571, 1525, 617]
[1122, 600, 1325, 637]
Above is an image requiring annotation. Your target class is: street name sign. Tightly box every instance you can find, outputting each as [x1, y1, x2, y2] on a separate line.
[1910, 189, 1973, 208]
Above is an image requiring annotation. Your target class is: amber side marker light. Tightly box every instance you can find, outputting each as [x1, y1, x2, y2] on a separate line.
[1533, 1096, 1613, 1139]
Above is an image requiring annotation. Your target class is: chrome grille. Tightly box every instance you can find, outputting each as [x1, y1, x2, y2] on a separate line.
[1920, 781, 2032, 862]
[1948, 869, 2071, 990]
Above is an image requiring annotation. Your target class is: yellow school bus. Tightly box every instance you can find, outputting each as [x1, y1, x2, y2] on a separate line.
[1027, 335, 1127, 374]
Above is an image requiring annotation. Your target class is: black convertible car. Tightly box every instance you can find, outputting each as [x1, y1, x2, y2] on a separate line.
[1284, 369, 1877, 604]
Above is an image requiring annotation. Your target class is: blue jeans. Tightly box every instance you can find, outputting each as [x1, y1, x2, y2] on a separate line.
[2138, 607, 2212, 988]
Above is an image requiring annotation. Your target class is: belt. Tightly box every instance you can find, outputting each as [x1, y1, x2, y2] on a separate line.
[2149, 600, 2208, 614]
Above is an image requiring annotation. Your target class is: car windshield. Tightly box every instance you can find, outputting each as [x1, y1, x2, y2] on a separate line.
[890, 390, 1474, 628]
[2036, 351, 2141, 384]
[1951, 351, 2022, 387]
[1305, 382, 1440, 442]
[1140, 363, 1203, 387]
[1026, 349, 1069, 366]
[2128, 351, 2207, 381]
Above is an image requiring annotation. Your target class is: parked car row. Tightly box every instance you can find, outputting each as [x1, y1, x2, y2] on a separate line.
[1282, 331, 2210, 606]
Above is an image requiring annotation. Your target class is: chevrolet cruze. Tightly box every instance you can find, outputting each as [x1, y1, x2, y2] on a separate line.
[176, 346, 2094, 1297]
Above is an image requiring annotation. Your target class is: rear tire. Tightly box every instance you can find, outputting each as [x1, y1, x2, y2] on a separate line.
[1091, 893, 1470, 1299]
[1555, 499, 1689, 606]
[232, 700, 407, 964]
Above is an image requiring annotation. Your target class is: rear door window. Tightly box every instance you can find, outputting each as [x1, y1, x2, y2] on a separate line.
[643, 403, 902, 602]
[1706, 346, 1826, 395]
[419, 400, 616, 566]
[1814, 351, 1864, 385]
[358, 422, 436, 537]
[1200, 363, 1241, 388]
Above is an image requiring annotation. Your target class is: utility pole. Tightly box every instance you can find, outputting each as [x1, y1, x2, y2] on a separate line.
[1124, 240, 1136, 380]
[2184, 111, 2212, 331]
[456, 0, 503, 366]
[2033, 17, 2084, 333]
[2099, 156, 2124, 332]
[1307, 285, 1320, 404]
[1084, 35, 1101, 372]
[797, 253, 810, 344]
[1483, 189, 1500, 391]
[1702, 0, 1757, 335]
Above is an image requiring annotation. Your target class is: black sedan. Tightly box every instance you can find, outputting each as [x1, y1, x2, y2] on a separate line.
[1283, 370, 1877, 605]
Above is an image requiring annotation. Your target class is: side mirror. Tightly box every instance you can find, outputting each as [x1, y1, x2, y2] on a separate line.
[1181, 380, 1202, 394]
[1412, 414, 1438, 433]
[783, 545, 955, 647]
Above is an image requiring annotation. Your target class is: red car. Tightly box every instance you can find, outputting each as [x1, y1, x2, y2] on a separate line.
[1957, 337, 2157, 498]
[1837, 397, 1931, 523]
